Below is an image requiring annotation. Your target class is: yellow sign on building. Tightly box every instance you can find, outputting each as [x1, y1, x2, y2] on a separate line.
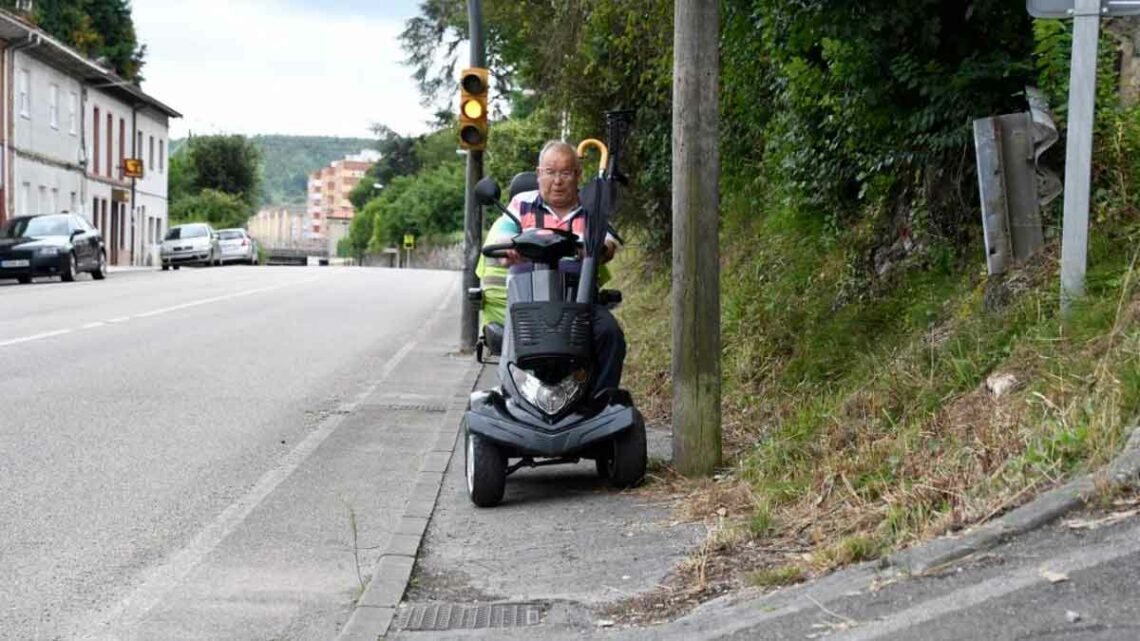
[123, 158, 144, 179]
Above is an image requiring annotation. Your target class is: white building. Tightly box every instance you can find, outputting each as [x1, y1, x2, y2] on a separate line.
[0, 10, 180, 266]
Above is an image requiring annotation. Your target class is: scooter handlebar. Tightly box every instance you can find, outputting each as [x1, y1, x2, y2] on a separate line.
[482, 242, 515, 258]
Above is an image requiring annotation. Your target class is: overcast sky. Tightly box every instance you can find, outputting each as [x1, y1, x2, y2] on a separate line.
[132, 0, 439, 140]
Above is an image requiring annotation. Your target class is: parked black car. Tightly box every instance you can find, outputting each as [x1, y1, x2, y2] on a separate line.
[0, 213, 107, 284]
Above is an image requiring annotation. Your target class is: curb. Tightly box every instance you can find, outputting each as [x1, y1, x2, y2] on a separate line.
[888, 426, 1140, 575]
[335, 360, 482, 641]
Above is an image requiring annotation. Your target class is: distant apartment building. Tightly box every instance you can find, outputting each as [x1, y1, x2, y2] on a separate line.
[0, 9, 180, 266]
[306, 149, 379, 253]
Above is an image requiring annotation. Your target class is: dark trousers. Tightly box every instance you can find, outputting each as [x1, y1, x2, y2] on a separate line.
[592, 306, 626, 394]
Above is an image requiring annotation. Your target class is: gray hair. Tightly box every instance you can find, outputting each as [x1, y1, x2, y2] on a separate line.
[537, 140, 579, 168]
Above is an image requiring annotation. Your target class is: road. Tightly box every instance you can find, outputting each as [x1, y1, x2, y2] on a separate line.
[0, 265, 471, 641]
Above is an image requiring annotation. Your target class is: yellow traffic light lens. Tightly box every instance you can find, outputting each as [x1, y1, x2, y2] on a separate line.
[462, 99, 485, 120]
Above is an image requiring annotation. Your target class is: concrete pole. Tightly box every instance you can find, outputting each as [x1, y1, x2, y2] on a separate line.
[1060, 0, 1101, 312]
[672, 0, 722, 477]
[460, 0, 485, 353]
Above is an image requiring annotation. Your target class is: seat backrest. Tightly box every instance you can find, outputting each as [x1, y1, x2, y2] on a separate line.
[509, 171, 539, 198]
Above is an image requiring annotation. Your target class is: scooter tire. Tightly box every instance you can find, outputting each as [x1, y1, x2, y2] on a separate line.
[465, 426, 506, 507]
[605, 410, 647, 489]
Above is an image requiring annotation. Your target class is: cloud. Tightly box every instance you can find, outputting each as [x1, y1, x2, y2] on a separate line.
[132, 0, 435, 139]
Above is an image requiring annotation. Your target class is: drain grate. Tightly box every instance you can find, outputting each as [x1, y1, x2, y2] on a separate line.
[371, 403, 448, 413]
[395, 602, 545, 631]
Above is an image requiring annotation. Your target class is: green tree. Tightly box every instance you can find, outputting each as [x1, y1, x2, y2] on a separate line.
[2, 0, 147, 81]
[169, 189, 250, 229]
[182, 135, 263, 212]
[369, 161, 465, 249]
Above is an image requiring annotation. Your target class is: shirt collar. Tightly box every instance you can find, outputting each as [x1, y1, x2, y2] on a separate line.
[534, 194, 581, 223]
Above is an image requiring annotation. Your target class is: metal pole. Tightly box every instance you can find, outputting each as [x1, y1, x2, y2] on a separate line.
[1060, 0, 1101, 312]
[460, 0, 485, 352]
[672, 0, 722, 477]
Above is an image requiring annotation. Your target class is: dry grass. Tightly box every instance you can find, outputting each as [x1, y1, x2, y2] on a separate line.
[611, 235, 1140, 623]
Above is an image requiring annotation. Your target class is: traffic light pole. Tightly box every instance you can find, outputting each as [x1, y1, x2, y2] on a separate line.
[460, 0, 485, 353]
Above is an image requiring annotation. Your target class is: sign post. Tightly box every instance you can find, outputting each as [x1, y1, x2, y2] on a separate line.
[1028, 0, 1140, 311]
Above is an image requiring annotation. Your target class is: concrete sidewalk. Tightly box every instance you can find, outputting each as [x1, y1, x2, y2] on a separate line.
[383, 365, 703, 640]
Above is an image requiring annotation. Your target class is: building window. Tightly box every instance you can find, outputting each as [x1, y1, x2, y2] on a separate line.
[68, 92, 77, 135]
[106, 113, 112, 178]
[119, 118, 125, 176]
[17, 69, 29, 118]
[20, 182, 29, 215]
[70, 191, 77, 214]
[38, 186, 46, 214]
[159, 140, 165, 172]
[149, 135, 154, 171]
[49, 84, 59, 129]
[93, 107, 100, 174]
[50, 188, 58, 214]
[137, 131, 142, 157]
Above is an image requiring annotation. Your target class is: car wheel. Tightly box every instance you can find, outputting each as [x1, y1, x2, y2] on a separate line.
[91, 251, 107, 280]
[61, 252, 77, 282]
[161, 264, 170, 271]
[465, 425, 506, 508]
[604, 410, 647, 489]
[17, 275, 31, 284]
[173, 264, 181, 270]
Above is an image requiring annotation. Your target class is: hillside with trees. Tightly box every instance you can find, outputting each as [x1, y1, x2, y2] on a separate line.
[250, 135, 378, 206]
[387, 0, 1140, 609]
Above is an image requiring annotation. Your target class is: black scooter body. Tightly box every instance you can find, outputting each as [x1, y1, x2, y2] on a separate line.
[466, 387, 636, 458]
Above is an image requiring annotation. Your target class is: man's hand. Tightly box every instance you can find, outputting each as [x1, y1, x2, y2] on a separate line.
[505, 249, 521, 264]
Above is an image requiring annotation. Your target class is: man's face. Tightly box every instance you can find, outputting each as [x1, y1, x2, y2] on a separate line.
[537, 149, 580, 210]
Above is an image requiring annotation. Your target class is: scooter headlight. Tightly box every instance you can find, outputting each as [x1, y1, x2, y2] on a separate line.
[509, 365, 587, 416]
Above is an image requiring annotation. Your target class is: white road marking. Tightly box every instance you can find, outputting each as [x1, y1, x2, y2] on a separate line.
[0, 328, 73, 347]
[76, 279, 458, 640]
[0, 277, 320, 349]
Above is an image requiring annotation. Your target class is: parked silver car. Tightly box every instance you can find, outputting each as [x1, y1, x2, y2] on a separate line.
[217, 228, 258, 265]
[160, 223, 220, 270]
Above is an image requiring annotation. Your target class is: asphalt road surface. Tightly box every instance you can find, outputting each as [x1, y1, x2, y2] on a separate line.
[0, 265, 466, 640]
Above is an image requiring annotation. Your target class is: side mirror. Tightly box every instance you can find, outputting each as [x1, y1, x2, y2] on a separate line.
[474, 177, 502, 207]
[70, 229, 82, 238]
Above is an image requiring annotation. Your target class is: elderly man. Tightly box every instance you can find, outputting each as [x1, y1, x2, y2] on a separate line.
[483, 139, 626, 394]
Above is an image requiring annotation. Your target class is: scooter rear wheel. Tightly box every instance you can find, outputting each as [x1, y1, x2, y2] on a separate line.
[465, 426, 506, 507]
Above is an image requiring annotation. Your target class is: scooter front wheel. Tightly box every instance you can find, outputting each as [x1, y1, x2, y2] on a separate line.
[604, 410, 647, 489]
[465, 425, 506, 507]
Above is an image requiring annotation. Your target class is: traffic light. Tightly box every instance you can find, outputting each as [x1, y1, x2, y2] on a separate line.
[458, 67, 489, 151]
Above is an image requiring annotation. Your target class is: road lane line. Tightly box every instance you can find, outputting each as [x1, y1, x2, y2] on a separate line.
[77, 278, 458, 640]
[0, 277, 320, 349]
[133, 278, 319, 319]
[0, 328, 73, 347]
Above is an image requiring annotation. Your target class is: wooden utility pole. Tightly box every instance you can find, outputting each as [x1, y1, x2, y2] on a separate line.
[672, 0, 721, 476]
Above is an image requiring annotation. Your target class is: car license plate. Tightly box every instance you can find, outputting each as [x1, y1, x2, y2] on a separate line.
[1, 259, 29, 268]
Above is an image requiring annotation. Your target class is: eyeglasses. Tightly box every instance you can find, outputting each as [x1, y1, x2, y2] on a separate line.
[539, 168, 577, 181]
